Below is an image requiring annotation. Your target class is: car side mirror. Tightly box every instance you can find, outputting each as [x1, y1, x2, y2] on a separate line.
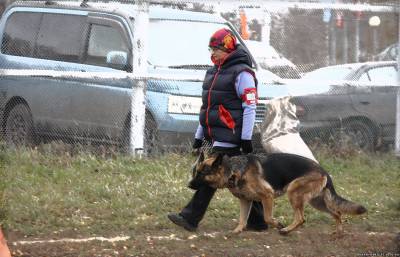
[106, 51, 128, 70]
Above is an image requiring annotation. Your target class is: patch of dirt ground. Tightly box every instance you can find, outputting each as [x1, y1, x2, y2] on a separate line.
[7, 225, 400, 257]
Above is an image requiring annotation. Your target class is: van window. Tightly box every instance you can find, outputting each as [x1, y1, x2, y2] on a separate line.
[84, 24, 128, 69]
[149, 20, 227, 68]
[1, 12, 42, 57]
[35, 13, 86, 63]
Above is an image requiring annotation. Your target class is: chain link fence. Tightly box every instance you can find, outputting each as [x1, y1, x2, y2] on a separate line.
[0, 0, 398, 157]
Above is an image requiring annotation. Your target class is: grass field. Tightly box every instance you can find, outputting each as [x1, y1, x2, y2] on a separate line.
[0, 143, 399, 256]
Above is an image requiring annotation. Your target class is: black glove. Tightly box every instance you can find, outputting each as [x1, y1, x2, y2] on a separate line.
[192, 138, 203, 149]
[241, 140, 253, 154]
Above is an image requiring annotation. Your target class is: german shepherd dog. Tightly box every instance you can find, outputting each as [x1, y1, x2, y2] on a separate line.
[189, 152, 367, 235]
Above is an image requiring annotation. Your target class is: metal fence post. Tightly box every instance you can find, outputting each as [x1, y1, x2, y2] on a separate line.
[396, 87, 400, 156]
[396, 9, 400, 157]
[130, 0, 149, 156]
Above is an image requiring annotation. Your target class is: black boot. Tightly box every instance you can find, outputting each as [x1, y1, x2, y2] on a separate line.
[167, 213, 197, 232]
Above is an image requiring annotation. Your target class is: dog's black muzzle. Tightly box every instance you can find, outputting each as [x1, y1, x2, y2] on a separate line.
[188, 163, 209, 190]
[188, 151, 209, 190]
[188, 174, 208, 190]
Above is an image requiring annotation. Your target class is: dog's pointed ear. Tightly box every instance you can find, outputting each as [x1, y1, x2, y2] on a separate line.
[212, 153, 225, 168]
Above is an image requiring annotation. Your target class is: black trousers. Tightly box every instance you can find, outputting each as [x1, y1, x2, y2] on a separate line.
[180, 147, 267, 228]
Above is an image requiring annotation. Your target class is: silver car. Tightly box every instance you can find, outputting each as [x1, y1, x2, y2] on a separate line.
[288, 61, 398, 151]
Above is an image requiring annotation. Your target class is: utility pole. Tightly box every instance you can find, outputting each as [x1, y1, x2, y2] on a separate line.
[323, 8, 332, 66]
[261, 9, 271, 46]
[329, 13, 337, 65]
[342, 14, 348, 63]
[354, 10, 361, 62]
[369, 16, 381, 61]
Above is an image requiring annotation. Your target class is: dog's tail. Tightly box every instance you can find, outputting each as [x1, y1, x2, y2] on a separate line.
[323, 175, 367, 215]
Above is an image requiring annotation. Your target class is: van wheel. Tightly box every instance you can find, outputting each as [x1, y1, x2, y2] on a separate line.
[340, 120, 375, 151]
[144, 115, 160, 155]
[5, 104, 35, 148]
[121, 113, 160, 155]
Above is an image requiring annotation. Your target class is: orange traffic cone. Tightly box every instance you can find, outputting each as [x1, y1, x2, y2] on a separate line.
[0, 228, 11, 257]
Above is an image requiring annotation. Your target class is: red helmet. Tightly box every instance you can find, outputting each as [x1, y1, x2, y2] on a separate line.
[209, 28, 237, 53]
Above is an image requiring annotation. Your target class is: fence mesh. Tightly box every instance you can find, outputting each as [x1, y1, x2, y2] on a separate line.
[0, 0, 398, 156]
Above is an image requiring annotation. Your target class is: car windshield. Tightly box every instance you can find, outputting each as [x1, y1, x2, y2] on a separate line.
[301, 66, 354, 81]
[149, 20, 229, 68]
[359, 65, 398, 84]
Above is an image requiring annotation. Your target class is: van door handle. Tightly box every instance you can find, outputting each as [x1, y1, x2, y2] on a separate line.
[360, 101, 370, 105]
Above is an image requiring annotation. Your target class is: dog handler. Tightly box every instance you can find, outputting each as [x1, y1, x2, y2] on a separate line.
[168, 28, 267, 232]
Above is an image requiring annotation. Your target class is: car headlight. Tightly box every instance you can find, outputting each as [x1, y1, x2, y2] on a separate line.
[168, 95, 202, 114]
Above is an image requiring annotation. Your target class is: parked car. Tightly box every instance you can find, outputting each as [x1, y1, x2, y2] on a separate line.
[244, 40, 301, 79]
[0, 1, 285, 153]
[288, 61, 398, 151]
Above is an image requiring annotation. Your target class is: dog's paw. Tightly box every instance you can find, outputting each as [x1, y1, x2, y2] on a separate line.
[224, 231, 237, 238]
[278, 228, 290, 236]
[276, 222, 285, 230]
[330, 230, 344, 240]
[233, 227, 244, 234]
